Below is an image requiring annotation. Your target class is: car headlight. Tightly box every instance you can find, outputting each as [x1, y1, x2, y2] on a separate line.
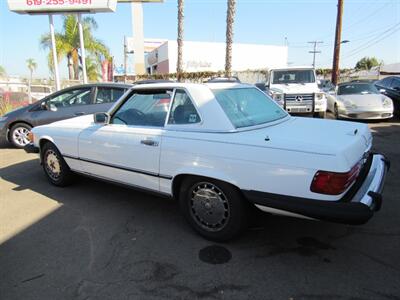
[0, 116, 8, 122]
[272, 93, 283, 101]
[316, 92, 325, 100]
[344, 100, 357, 109]
[382, 97, 393, 108]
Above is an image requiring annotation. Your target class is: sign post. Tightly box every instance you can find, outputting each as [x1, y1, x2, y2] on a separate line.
[77, 14, 88, 84]
[49, 14, 61, 91]
[118, 1, 163, 76]
[8, 0, 118, 89]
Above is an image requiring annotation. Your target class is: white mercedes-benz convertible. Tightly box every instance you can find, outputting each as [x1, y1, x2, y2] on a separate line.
[25, 81, 389, 241]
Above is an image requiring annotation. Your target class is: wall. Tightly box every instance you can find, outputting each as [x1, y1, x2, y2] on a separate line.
[146, 41, 288, 74]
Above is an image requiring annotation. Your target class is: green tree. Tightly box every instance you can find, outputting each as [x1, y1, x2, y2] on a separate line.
[355, 57, 380, 70]
[26, 58, 37, 83]
[86, 56, 101, 81]
[225, 0, 236, 77]
[176, 0, 184, 81]
[0, 65, 6, 77]
[40, 15, 110, 80]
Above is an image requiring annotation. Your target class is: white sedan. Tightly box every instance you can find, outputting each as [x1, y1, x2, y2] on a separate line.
[327, 82, 393, 120]
[25, 81, 389, 241]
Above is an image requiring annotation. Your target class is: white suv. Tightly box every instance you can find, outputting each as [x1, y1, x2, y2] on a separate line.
[267, 66, 327, 118]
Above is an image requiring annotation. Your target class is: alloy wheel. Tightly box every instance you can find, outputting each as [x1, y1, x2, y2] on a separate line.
[190, 182, 230, 232]
[12, 127, 30, 147]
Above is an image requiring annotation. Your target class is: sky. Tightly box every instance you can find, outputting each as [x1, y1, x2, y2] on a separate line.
[0, 0, 399, 79]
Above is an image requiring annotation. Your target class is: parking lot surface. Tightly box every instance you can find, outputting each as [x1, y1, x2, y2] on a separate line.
[1, 118, 400, 300]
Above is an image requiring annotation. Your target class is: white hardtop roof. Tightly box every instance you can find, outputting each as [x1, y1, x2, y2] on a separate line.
[270, 66, 315, 71]
[128, 82, 257, 132]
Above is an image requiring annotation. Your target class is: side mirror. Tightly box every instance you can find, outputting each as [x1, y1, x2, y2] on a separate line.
[379, 89, 386, 94]
[40, 101, 48, 110]
[94, 112, 110, 125]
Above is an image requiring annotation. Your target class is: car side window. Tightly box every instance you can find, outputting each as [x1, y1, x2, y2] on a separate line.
[391, 79, 400, 89]
[95, 87, 125, 104]
[168, 90, 201, 124]
[47, 88, 91, 109]
[381, 78, 392, 88]
[111, 90, 172, 127]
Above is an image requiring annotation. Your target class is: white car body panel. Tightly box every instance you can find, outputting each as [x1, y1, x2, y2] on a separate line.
[30, 82, 388, 225]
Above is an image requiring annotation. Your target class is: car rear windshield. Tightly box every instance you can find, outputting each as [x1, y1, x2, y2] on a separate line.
[212, 87, 288, 128]
[338, 83, 379, 95]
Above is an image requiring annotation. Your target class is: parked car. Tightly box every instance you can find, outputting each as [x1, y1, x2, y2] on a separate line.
[30, 85, 53, 101]
[318, 79, 335, 92]
[25, 81, 389, 241]
[267, 66, 327, 118]
[0, 83, 131, 148]
[375, 76, 400, 115]
[326, 82, 393, 120]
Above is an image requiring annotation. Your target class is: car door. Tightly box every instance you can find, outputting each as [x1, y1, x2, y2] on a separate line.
[29, 87, 93, 126]
[78, 89, 173, 191]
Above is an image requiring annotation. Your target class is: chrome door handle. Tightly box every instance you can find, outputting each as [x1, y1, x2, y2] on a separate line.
[140, 139, 159, 146]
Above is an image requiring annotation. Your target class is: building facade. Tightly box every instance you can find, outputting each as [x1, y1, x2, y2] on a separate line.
[145, 40, 288, 74]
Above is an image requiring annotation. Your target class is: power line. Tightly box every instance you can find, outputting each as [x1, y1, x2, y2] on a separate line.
[308, 41, 323, 67]
[343, 22, 400, 57]
[341, 23, 400, 60]
[316, 2, 392, 41]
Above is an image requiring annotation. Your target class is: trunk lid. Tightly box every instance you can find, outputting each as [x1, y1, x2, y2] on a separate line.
[233, 117, 371, 172]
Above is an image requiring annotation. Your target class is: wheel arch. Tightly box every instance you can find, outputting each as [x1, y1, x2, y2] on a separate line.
[171, 172, 242, 201]
[38, 137, 56, 162]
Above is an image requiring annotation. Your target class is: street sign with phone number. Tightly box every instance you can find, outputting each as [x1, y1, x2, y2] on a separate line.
[7, 0, 117, 13]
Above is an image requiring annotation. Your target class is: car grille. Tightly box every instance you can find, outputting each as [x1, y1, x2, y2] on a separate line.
[284, 93, 314, 113]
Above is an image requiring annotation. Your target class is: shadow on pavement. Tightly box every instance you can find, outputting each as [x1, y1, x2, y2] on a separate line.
[1, 138, 400, 299]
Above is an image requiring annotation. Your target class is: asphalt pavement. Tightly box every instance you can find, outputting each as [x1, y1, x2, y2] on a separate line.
[1, 118, 400, 300]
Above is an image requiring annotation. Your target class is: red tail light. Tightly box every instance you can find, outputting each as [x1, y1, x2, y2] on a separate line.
[310, 162, 362, 195]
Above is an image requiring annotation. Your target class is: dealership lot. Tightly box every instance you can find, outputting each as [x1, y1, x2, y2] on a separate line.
[1, 118, 400, 300]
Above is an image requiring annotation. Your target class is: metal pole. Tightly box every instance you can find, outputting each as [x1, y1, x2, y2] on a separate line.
[308, 41, 323, 68]
[332, 0, 344, 85]
[131, 3, 145, 75]
[124, 36, 128, 82]
[49, 15, 61, 91]
[77, 14, 88, 84]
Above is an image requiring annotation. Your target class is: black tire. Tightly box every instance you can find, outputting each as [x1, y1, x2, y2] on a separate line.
[179, 176, 248, 241]
[313, 111, 326, 118]
[9, 123, 32, 148]
[41, 142, 73, 187]
[334, 103, 340, 119]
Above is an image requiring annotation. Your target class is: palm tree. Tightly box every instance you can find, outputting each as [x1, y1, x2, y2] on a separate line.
[177, 0, 184, 81]
[85, 56, 101, 81]
[26, 58, 37, 83]
[225, 0, 236, 78]
[40, 15, 110, 80]
[0, 65, 6, 77]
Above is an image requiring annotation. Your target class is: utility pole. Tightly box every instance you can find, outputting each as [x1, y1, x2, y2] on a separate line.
[308, 41, 323, 68]
[332, 0, 344, 85]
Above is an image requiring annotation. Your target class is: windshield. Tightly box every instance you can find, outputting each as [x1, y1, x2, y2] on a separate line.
[272, 69, 315, 84]
[212, 87, 288, 129]
[338, 83, 379, 95]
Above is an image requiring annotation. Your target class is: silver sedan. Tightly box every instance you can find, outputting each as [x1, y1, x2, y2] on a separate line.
[326, 82, 393, 120]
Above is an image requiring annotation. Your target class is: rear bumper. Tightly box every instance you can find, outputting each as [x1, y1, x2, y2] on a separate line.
[243, 154, 389, 225]
[24, 143, 39, 154]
